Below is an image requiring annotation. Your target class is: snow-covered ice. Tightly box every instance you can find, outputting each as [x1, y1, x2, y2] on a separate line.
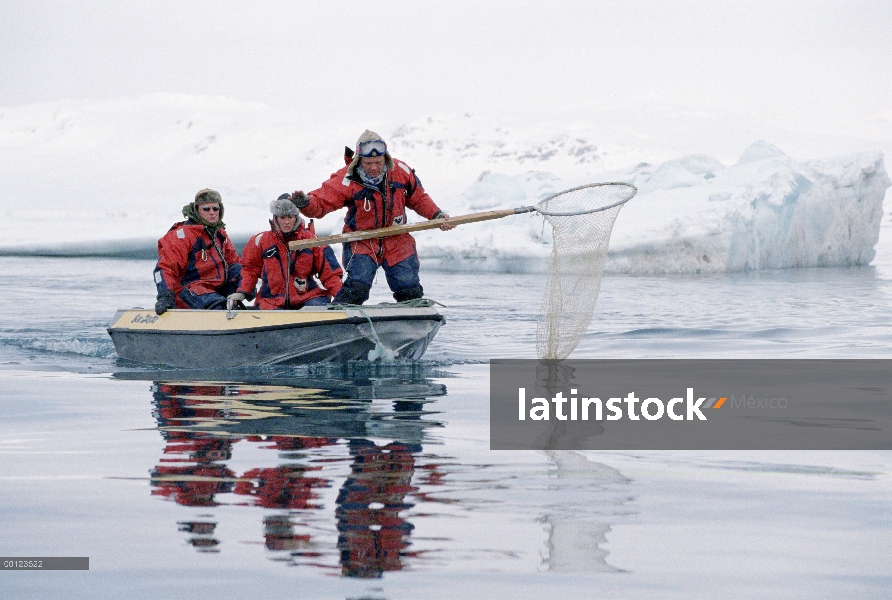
[0, 95, 889, 274]
[602, 142, 889, 273]
[418, 142, 890, 274]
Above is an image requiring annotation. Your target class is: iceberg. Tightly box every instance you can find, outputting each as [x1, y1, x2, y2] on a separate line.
[0, 95, 887, 273]
[417, 142, 890, 274]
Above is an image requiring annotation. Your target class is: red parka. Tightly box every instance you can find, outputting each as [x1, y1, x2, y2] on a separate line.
[303, 159, 442, 266]
[155, 221, 241, 308]
[238, 220, 343, 309]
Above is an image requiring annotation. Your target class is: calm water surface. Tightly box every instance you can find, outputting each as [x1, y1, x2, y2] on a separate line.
[0, 253, 890, 599]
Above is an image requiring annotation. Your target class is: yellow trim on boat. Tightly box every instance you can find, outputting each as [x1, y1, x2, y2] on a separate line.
[109, 309, 349, 332]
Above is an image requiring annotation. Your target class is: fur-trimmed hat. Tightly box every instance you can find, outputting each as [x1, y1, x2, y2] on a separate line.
[194, 188, 222, 206]
[346, 130, 395, 177]
[186, 188, 225, 227]
[270, 193, 300, 217]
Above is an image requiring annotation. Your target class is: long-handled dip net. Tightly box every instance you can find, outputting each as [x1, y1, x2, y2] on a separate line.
[533, 183, 636, 360]
[287, 182, 636, 360]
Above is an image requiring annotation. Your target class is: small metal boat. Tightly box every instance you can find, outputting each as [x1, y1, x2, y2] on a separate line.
[107, 303, 444, 368]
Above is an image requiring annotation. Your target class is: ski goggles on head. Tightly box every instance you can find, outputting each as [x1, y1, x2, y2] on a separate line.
[358, 139, 387, 158]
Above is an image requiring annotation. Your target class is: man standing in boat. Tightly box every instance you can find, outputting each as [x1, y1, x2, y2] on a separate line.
[289, 130, 454, 306]
[227, 194, 343, 310]
[153, 188, 242, 315]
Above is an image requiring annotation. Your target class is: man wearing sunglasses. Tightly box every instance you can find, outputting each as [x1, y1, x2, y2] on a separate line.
[290, 130, 453, 306]
[153, 188, 242, 315]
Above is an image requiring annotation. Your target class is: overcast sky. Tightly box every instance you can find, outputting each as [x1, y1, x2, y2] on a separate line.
[2, 0, 890, 140]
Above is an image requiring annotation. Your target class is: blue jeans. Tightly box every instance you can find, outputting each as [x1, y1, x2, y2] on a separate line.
[168, 264, 242, 310]
[337, 247, 423, 304]
[179, 279, 240, 310]
[301, 296, 330, 308]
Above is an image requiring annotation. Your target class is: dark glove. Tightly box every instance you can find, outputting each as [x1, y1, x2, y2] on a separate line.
[155, 291, 176, 315]
[289, 190, 309, 208]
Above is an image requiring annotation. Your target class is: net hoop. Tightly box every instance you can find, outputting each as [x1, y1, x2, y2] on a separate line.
[534, 181, 636, 360]
[535, 182, 637, 217]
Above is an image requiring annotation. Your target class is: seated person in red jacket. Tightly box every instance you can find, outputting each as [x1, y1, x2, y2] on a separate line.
[154, 188, 242, 315]
[226, 194, 343, 310]
[290, 130, 453, 306]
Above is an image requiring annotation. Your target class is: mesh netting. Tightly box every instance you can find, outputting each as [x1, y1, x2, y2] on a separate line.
[536, 183, 635, 360]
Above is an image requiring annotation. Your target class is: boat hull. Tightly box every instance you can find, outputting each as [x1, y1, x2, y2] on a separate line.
[107, 305, 444, 368]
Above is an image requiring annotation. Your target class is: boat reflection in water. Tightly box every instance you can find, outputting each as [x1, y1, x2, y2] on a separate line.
[136, 366, 447, 577]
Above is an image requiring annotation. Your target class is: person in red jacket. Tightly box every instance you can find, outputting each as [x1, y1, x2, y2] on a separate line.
[154, 188, 242, 314]
[227, 194, 343, 310]
[290, 130, 454, 305]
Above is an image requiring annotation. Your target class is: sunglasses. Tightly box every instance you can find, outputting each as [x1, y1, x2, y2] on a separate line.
[199, 205, 221, 213]
[358, 139, 387, 158]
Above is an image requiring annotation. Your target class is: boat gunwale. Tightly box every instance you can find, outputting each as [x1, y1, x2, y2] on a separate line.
[107, 312, 445, 337]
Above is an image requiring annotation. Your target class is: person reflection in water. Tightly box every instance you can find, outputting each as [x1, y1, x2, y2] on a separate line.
[148, 380, 441, 574]
[177, 521, 220, 553]
[335, 439, 421, 577]
[235, 437, 335, 554]
[149, 381, 339, 555]
[150, 383, 237, 507]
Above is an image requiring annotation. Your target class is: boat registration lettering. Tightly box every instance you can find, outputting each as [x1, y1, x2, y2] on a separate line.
[131, 313, 159, 325]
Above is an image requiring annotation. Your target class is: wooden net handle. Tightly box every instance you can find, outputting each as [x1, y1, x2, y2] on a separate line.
[288, 206, 536, 251]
